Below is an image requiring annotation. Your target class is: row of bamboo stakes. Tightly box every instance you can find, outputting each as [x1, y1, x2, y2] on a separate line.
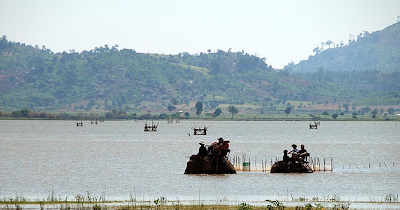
[230, 155, 334, 172]
[230, 155, 397, 172]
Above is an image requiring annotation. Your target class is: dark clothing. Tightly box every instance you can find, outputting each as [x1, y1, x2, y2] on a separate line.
[198, 145, 207, 157]
[283, 154, 290, 163]
[299, 149, 307, 159]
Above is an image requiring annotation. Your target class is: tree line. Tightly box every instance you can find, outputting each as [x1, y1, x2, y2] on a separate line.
[0, 103, 243, 120]
[1, 34, 399, 114]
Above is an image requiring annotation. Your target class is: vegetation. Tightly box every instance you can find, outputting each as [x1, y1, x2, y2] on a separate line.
[1, 192, 398, 210]
[1, 22, 400, 117]
[0, 196, 371, 210]
[1, 107, 399, 121]
[0, 202, 353, 210]
[286, 22, 400, 72]
[227, 105, 239, 119]
[284, 107, 291, 116]
[195, 102, 204, 118]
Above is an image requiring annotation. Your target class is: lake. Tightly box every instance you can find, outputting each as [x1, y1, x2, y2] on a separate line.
[0, 120, 399, 206]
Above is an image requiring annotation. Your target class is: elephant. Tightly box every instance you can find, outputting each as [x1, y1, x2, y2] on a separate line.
[184, 155, 236, 174]
[270, 160, 313, 173]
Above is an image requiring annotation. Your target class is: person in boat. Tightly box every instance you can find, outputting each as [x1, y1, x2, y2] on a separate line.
[288, 144, 299, 161]
[197, 140, 208, 158]
[298, 144, 308, 162]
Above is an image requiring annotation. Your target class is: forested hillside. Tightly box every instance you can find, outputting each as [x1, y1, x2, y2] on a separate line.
[286, 22, 400, 72]
[0, 33, 399, 114]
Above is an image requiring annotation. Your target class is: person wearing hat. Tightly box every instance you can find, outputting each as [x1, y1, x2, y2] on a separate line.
[197, 140, 207, 158]
[288, 144, 299, 161]
[219, 139, 230, 158]
[208, 137, 223, 156]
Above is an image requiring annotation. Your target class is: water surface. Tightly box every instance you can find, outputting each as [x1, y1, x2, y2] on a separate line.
[0, 120, 399, 203]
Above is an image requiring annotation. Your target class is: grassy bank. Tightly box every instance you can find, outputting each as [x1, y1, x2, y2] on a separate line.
[1, 195, 399, 210]
[0, 200, 353, 210]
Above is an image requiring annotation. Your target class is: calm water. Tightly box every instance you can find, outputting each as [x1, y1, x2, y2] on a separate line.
[0, 120, 399, 203]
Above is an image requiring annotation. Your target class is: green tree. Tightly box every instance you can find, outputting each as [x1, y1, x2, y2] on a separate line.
[167, 104, 176, 112]
[20, 108, 31, 118]
[284, 107, 291, 116]
[195, 101, 203, 118]
[11, 110, 21, 118]
[322, 110, 329, 118]
[227, 105, 239, 119]
[313, 46, 321, 55]
[325, 40, 333, 48]
[0, 35, 8, 50]
[332, 113, 338, 119]
[184, 112, 190, 119]
[213, 108, 222, 117]
[343, 104, 349, 113]
[388, 107, 395, 115]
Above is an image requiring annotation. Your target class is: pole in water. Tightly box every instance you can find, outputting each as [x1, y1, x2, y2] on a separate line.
[318, 158, 320, 171]
[262, 160, 264, 172]
[249, 158, 251, 171]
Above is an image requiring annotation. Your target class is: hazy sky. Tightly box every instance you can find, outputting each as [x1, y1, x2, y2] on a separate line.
[1, 0, 399, 68]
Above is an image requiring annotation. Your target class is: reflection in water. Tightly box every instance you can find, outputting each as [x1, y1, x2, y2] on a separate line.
[0, 120, 399, 202]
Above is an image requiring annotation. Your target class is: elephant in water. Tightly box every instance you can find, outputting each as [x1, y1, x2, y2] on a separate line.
[270, 160, 313, 173]
[184, 155, 236, 174]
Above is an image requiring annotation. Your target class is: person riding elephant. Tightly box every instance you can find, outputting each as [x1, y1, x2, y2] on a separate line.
[185, 138, 236, 174]
[219, 140, 230, 158]
[197, 140, 208, 158]
[288, 144, 299, 162]
[298, 144, 308, 162]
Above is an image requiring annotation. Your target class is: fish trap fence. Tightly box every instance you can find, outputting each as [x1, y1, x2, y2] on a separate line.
[230, 155, 333, 172]
[338, 161, 398, 169]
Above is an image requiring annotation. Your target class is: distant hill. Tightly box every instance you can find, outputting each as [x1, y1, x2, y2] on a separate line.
[286, 22, 400, 72]
[0, 34, 399, 114]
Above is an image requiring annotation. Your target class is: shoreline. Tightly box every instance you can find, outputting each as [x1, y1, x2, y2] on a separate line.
[1, 199, 400, 210]
[0, 117, 399, 121]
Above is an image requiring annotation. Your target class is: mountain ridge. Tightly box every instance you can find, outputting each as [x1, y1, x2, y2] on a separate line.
[285, 22, 400, 72]
[0, 24, 399, 114]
